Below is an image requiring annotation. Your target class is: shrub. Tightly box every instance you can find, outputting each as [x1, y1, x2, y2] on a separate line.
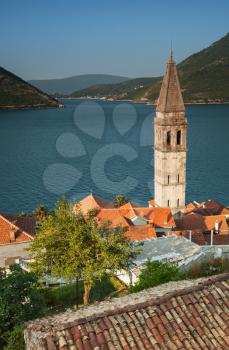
[185, 257, 229, 279]
[130, 260, 184, 293]
[3, 325, 25, 350]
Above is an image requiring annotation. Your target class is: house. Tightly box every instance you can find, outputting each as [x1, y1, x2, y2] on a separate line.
[0, 214, 36, 267]
[25, 272, 229, 349]
[175, 212, 229, 234]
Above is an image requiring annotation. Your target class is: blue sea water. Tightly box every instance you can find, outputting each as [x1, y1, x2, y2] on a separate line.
[0, 99, 228, 213]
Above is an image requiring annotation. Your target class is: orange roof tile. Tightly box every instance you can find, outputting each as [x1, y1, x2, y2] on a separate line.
[175, 213, 229, 233]
[96, 209, 130, 228]
[77, 194, 114, 215]
[0, 214, 34, 245]
[124, 225, 156, 240]
[148, 199, 156, 207]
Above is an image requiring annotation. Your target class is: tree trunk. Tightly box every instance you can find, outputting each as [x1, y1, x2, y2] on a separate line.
[83, 284, 92, 305]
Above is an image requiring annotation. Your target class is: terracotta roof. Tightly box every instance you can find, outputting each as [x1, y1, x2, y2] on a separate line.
[156, 57, 185, 113]
[124, 225, 156, 241]
[77, 194, 114, 215]
[97, 209, 130, 228]
[3, 214, 36, 236]
[148, 199, 156, 207]
[25, 273, 229, 350]
[0, 214, 34, 245]
[175, 213, 229, 233]
[147, 207, 175, 228]
[185, 200, 229, 216]
[171, 230, 229, 246]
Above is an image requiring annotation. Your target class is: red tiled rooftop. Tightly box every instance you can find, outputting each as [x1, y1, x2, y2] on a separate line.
[185, 200, 229, 216]
[124, 225, 156, 240]
[0, 214, 34, 245]
[77, 194, 114, 215]
[25, 273, 229, 350]
[176, 213, 229, 233]
[96, 209, 130, 228]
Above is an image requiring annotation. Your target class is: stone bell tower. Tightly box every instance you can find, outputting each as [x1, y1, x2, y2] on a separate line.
[154, 52, 187, 213]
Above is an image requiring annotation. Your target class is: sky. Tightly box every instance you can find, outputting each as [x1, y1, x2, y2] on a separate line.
[0, 0, 229, 80]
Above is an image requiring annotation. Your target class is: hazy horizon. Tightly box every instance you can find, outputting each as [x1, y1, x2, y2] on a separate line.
[1, 0, 228, 80]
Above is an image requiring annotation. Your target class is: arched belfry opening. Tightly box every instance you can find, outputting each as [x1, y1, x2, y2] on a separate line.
[177, 130, 181, 145]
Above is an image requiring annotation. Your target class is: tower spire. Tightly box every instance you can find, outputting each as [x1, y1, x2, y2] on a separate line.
[156, 54, 184, 113]
[170, 41, 173, 61]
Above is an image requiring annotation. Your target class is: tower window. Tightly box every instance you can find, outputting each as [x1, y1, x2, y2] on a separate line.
[168, 175, 170, 184]
[167, 200, 170, 207]
[177, 130, 181, 145]
[177, 174, 180, 184]
[177, 199, 179, 208]
[167, 131, 171, 145]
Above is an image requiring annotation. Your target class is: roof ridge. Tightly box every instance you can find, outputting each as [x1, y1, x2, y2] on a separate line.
[0, 213, 34, 241]
[29, 272, 229, 333]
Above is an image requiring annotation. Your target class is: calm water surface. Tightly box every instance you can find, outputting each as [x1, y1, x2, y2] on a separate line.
[0, 99, 228, 213]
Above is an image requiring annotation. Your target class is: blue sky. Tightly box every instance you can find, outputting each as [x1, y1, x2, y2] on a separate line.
[1, 0, 228, 80]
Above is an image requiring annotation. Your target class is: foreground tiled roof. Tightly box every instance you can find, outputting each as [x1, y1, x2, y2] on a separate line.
[25, 273, 229, 350]
[0, 214, 34, 245]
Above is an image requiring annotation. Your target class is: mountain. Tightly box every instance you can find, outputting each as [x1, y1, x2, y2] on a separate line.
[71, 77, 160, 99]
[71, 33, 229, 103]
[0, 67, 59, 110]
[29, 74, 130, 95]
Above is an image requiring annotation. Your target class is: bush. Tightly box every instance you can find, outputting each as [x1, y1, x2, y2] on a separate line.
[41, 275, 125, 312]
[3, 325, 25, 350]
[130, 260, 184, 293]
[185, 257, 229, 279]
[0, 265, 46, 348]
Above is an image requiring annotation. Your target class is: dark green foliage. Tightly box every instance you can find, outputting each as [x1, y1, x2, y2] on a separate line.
[185, 257, 229, 279]
[113, 194, 128, 208]
[0, 66, 59, 109]
[41, 275, 124, 312]
[0, 265, 46, 334]
[2, 325, 25, 350]
[130, 260, 184, 293]
[0, 265, 46, 349]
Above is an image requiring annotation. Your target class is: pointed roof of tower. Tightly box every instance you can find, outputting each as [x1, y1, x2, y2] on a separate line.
[156, 53, 185, 113]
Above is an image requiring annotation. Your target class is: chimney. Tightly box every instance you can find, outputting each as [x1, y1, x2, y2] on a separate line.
[10, 226, 17, 242]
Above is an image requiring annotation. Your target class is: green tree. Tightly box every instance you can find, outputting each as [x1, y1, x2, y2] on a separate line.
[33, 205, 48, 221]
[0, 265, 45, 345]
[30, 198, 140, 305]
[113, 194, 128, 208]
[131, 260, 184, 293]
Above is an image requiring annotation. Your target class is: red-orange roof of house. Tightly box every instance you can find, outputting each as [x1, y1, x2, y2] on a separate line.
[124, 225, 156, 240]
[175, 213, 228, 233]
[96, 209, 130, 228]
[77, 194, 114, 215]
[0, 214, 34, 245]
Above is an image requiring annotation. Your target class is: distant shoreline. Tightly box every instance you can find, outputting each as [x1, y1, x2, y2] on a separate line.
[60, 97, 229, 106]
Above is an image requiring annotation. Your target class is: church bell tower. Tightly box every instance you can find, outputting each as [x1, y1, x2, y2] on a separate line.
[154, 53, 187, 213]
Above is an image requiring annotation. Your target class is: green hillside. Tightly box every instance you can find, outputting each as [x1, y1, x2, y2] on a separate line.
[29, 74, 130, 95]
[0, 67, 59, 110]
[71, 33, 229, 103]
[71, 77, 160, 99]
